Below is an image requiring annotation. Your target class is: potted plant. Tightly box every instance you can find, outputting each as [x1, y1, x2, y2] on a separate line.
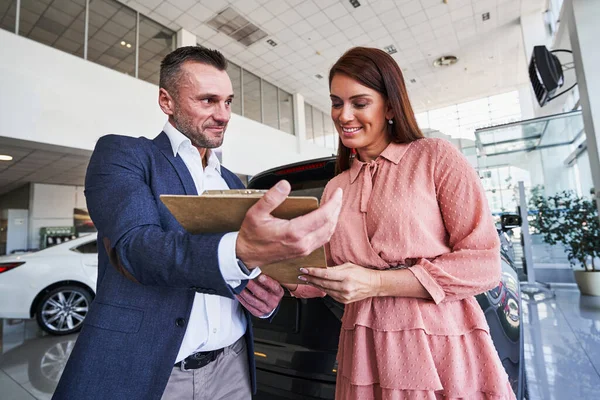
[529, 187, 600, 296]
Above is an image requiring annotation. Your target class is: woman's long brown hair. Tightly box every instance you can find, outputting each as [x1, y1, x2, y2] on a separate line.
[329, 47, 424, 173]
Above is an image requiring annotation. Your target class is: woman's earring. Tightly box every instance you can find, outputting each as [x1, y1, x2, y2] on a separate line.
[388, 119, 394, 125]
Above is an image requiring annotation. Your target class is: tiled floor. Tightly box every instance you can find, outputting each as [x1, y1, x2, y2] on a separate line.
[1, 288, 599, 399]
[523, 287, 600, 400]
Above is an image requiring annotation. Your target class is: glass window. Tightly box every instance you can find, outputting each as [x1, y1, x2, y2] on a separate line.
[262, 80, 279, 130]
[138, 15, 174, 85]
[0, 0, 17, 33]
[278, 88, 294, 135]
[74, 240, 98, 254]
[324, 117, 336, 150]
[19, 0, 86, 58]
[313, 108, 324, 146]
[243, 70, 261, 122]
[88, 0, 136, 76]
[305, 103, 313, 141]
[226, 61, 242, 115]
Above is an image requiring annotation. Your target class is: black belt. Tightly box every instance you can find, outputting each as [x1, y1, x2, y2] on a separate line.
[175, 348, 224, 371]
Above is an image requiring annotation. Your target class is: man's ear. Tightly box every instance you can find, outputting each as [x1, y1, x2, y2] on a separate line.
[158, 88, 175, 116]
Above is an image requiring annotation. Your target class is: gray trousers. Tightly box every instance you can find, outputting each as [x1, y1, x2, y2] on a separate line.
[161, 337, 251, 400]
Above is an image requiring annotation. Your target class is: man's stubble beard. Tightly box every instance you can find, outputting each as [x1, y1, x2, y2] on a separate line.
[172, 107, 225, 149]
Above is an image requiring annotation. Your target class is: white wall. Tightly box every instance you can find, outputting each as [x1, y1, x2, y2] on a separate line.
[28, 183, 82, 249]
[0, 29, 331, 176]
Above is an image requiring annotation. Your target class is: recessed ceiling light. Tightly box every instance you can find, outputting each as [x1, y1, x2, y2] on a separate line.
[0, 155, 13, 161]
[433, 55, 458, 67]
[482, 12, 490, 21]
[126, 43, 131, 48]
[349, 0, 361, 8]
[384, 44, 397, 55]
[120, 41, 126, 46]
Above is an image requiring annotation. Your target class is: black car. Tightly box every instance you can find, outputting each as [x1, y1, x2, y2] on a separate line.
[248, 156, 525, 400]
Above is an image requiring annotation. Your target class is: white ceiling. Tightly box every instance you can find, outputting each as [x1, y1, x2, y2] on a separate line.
[0, 137, 92, 196]
[119, 0, 542, 113]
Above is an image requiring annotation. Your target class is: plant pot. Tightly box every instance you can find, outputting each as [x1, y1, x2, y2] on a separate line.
[574, 270, 600, 296]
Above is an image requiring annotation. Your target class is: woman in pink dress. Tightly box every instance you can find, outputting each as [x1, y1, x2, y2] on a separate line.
[284, 47, 516, 399]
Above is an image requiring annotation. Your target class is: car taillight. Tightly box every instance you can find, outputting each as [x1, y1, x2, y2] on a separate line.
[274, 161, 327, 175]
[0, 262, 25, 274]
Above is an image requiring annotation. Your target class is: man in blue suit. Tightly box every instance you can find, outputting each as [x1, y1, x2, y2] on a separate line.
[53, 46, 342, 400]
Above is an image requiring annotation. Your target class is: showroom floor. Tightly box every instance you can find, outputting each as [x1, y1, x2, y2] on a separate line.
[0, 288, 599, 400]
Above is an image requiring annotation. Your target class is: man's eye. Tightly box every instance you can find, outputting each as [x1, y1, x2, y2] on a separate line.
[201, 98, 212, 104]
[225, 99, 233, 106]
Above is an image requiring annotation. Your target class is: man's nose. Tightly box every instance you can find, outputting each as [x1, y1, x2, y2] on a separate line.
[213, 102, 230, 122]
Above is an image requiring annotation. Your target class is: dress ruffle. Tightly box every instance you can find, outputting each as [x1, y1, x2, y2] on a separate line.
[336, 374, 515, 400]
[341, 296, 489, 336]
[336, 298, 515, 400]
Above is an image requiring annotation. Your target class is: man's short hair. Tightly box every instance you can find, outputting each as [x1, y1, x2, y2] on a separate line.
[159, 46, 228, 97]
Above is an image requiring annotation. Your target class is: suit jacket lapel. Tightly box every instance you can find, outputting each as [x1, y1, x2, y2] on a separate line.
[153, 132, 198, 195]
[221, 169, 243, 189]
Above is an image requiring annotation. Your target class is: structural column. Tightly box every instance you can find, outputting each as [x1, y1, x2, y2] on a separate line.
[176, 28, 196, 48]
[566, 0, 600, 215]
[293, 92, 306, 154]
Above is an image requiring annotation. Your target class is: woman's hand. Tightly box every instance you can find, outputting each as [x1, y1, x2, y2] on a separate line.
[281, 283, 298, 293]
[298, 263, 382, 304]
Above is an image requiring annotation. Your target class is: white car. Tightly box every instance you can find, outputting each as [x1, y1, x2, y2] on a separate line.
[0, 234, 98, 335]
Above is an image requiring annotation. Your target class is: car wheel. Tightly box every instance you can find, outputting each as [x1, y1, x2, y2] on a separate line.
[35, 286, 92, 335]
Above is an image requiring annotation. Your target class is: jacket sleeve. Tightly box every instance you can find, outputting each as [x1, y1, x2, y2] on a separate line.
[408, 139, 501, 304]
[85, 135, 234, 297]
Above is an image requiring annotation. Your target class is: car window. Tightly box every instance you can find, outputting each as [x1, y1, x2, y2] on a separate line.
[74, 240, 98, 254]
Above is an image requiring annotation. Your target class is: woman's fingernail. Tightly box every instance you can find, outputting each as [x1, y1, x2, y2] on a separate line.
[298, 275, 307, 281]
[299, 268, 308, 274]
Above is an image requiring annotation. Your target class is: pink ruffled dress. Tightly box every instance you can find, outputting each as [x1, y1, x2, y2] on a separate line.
[295, 138, 515, 399]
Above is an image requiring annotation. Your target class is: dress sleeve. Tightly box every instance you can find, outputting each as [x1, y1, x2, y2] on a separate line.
[408, 139, 501, 304]
[289, 181, 334, 299]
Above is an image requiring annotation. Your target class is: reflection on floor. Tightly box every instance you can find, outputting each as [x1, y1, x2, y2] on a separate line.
[1, 288, 599, 399]
[523, 288, 600, 400]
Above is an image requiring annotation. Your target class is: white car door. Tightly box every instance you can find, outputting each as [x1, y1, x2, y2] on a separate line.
[73, 239, 98, 285]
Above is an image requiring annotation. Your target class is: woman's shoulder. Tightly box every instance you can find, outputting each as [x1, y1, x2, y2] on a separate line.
[322, 170, 350, 200]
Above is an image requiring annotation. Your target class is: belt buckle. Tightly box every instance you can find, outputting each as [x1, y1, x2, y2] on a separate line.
[179, 359, 188, 372]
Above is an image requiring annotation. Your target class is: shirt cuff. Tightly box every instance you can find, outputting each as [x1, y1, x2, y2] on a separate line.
[259, 308, 276, 319]
[218, 232, 261, 288]
[408, 261, 446, 304]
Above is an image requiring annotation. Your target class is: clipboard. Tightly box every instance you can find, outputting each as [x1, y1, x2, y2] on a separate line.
[160, 190, 327, 283]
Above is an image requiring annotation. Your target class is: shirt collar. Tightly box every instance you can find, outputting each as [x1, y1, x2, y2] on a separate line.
[162, 121, 222, 174]
[349, 141, 412, 183]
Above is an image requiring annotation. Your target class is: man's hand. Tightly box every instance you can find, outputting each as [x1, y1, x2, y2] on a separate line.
[236, 275, 284, 317]
[236, 180, 342, 268]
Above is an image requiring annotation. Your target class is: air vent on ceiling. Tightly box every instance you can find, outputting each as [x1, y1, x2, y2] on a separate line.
[315, 74, 323, 79]
[410, 78, 416, 83]
[207, 7, 268, 47]
[266, 39, 277, 47]
[482, 12, 490, 21]
[349, 0, 361, 8]
[384, 45, 397, 55]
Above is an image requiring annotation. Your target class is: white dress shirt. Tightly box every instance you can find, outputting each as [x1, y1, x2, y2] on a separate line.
[163, 122, 261, 363]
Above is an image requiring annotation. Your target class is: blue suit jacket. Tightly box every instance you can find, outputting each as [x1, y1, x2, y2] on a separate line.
[53, 132, 256, 399]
